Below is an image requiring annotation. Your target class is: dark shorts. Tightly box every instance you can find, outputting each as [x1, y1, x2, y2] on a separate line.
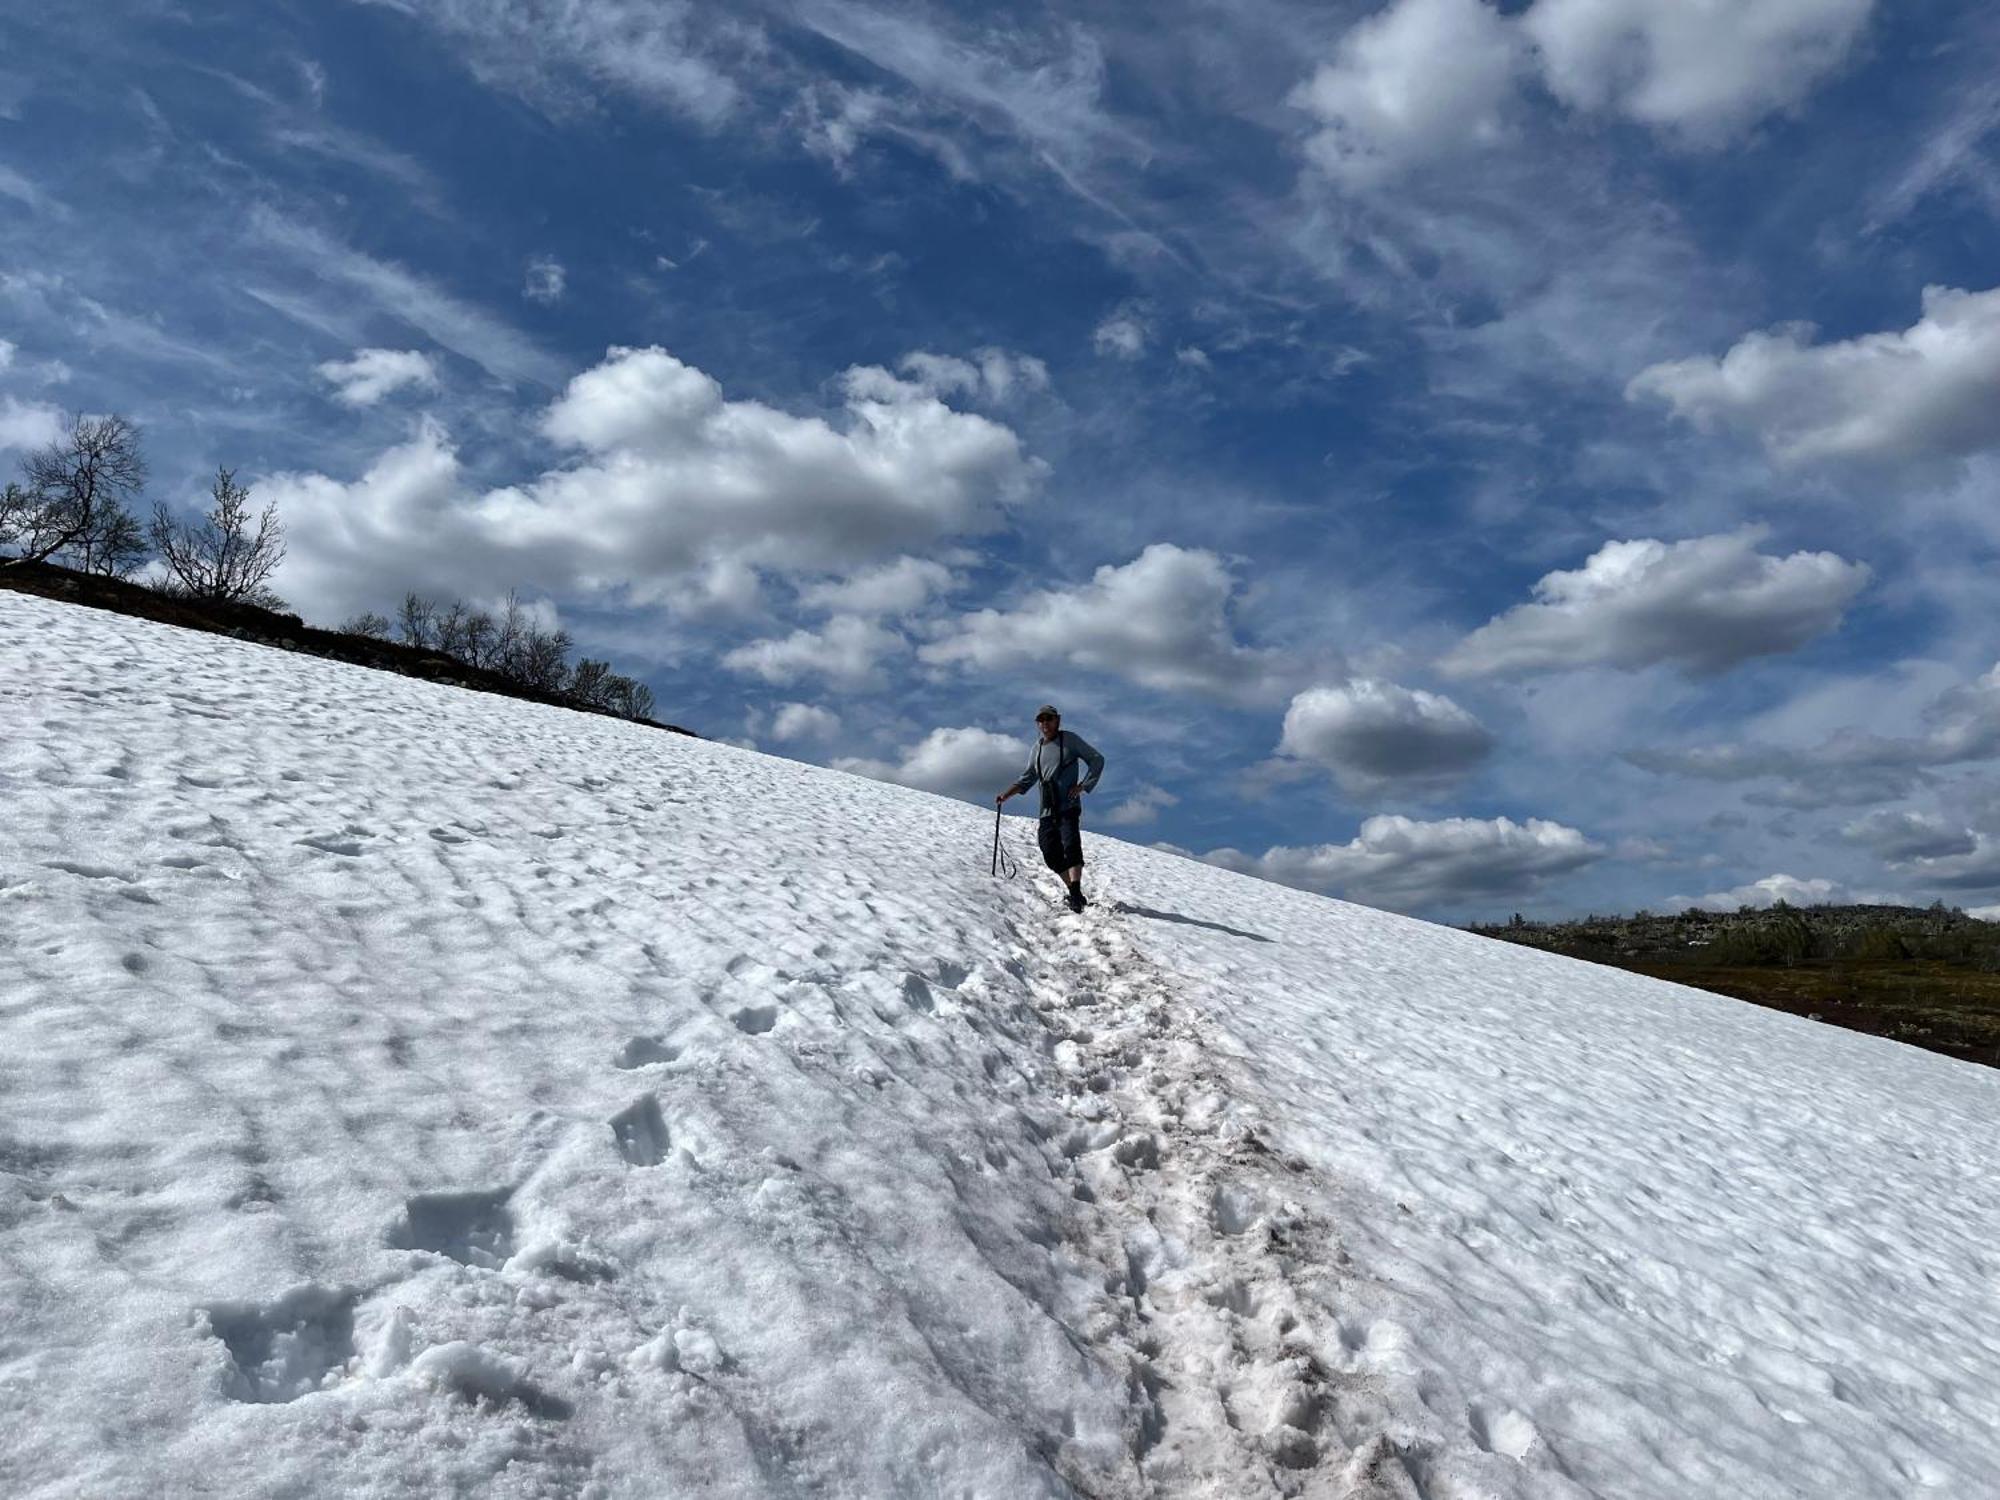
[1037, 809, 1083, 872]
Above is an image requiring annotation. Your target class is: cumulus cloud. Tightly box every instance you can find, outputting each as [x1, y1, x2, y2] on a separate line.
[835, 725, 1026, 805]
[920, 544, 1292, 704]
[468, 345, 1031, 603]
[523, 255, 567, 304]
[262, 346, 1042, 619]
[1092, 309, 1149, 360]
[770, 703, 842, 743]
[264, 419, 469, 623]
[316, 348, 438, 407]
[1840, 810, 1977, 862]
[1629, 286, 2000, 472]
[721, 616, 905, 689]
[1677, 873, 1854, 911]
[1200, 813, 1602, 913]
[1293, 0, 1522, 186]
[1630, 662, 2000, 807]
[1294, 0, 1871, 186]
[1442, 531, 1868, 677]
[1524, 0, 1874, 143]
[1100, 784, 1180, 828]
[1273, 681, 1493, 793]
[798, 556, 955, 617]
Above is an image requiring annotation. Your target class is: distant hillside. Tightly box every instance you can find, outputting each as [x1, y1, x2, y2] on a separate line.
[1471, 902, 2000, 1068]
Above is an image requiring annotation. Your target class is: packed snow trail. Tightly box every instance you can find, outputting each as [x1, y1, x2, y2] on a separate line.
[3, 591, 1999, 1498]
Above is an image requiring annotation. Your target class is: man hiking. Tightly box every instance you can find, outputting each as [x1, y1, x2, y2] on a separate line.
[996, 705, 1105, 912]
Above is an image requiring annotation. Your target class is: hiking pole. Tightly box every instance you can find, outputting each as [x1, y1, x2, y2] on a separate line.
[991, 804, 1018, 879]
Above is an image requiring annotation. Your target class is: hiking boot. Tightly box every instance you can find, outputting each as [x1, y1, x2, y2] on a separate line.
[1065, 887, 1085, 913]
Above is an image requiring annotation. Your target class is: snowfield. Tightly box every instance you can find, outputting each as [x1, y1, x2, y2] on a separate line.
[4, 589, 2000, 1500]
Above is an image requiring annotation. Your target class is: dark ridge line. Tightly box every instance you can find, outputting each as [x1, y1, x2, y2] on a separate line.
[1, 558, 698, 739]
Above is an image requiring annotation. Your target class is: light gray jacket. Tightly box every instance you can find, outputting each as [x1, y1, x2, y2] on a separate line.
[1008, 729, 1104, 819]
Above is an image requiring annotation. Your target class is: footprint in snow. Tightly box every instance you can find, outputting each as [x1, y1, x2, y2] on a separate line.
[203, 1285, 357, 1403]
[388, 1188, 516, 1269]
[610, 1095, 671, 1167]
[613, 1035, 680, 1068]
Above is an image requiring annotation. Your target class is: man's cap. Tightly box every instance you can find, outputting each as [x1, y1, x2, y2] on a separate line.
[1035, 704, 1060, 720]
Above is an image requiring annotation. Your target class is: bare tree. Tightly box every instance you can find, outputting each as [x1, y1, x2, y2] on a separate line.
[516, 626, 573, 692]
[433, 599, 471, 660]
[605, 674, 655, 722]
[149, 467, 288, 607]
[396, 593, 436, 649]
[460, 608, 495, 669]
[567, 657, 613, 709]
[16, 414, 149, 574]
[341, 611, 393, 640]
[0, 482, 33, 557]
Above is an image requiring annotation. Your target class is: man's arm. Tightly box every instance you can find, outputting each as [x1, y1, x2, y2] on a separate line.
[1071, 733, 1104, 794]
[997, 751, 1038, 803]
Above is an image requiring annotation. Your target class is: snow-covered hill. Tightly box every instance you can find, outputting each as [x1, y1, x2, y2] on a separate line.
[4, 589, 1998, 1500]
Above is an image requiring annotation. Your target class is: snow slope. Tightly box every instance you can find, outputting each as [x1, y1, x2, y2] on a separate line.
[3, 589, 1998, 1499]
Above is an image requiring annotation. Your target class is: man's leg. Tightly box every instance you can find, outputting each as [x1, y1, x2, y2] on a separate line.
[1061, 813, 1087, 908]
[1037, 816, 1069, 900]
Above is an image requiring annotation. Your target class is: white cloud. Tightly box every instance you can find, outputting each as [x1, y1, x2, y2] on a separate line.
[480, 345, 1038, 597]
[770, 703, 842, 743]
[256, 344, 1042, 621]
[523, 255, 567, 305]
[1840, 810, 1977, 862]
[1678, 873, 1852, 911]
[1293, 0, 1523, 186]
[1201, 813, 1602, 913]
[1523, 0, 1874, 143]
[920, 543, 1293, 704]
[316, 348, 438, 407]
[835, 725, 1027, 805]
[893, 348, 1050, 403]
[798, 556, 955, 617]
[0, 338, 12, 370]
[1092, 309, 1149, 360]
[1275, 680, 1493, 793]
[721, 616, 904, 688]
[1629, 285, 2000, 472]
[264, 419, 470, 624]
[0, 395, 63, 452]
[1100, 784, 1179, 828]
[1293, 0, 1871, 189]
[1443, 531, 1868, 677]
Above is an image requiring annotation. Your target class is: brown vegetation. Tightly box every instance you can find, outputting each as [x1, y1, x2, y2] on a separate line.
[1471, 904, 2000, 1070]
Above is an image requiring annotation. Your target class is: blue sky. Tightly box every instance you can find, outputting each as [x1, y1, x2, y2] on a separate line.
[6, 0, 2000, 920]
